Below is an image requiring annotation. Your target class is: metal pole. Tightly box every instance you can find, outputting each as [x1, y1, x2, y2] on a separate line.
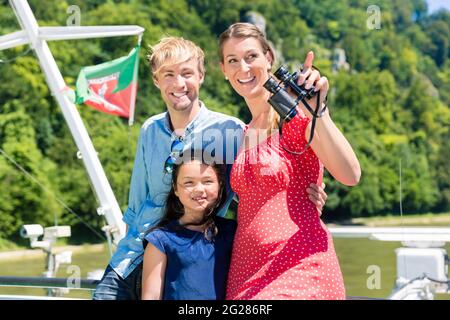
[9, 0, 125, 244]
[0, 276, 98, 290]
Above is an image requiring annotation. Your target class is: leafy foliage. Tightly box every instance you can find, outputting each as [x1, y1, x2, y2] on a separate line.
[0, 0, 448, 241]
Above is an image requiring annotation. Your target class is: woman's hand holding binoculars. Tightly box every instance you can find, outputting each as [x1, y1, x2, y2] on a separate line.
[297, 51, 329, 118]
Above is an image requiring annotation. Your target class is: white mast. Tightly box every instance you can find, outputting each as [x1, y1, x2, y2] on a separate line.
[0, 0, 144, 245]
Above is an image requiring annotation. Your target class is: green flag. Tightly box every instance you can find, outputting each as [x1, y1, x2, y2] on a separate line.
[75, 45, 140, 124]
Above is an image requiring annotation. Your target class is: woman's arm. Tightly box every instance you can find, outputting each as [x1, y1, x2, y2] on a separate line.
[142, 243, 167, 300]
[306, 110, 361, 186]
[297, 51, 361, 186]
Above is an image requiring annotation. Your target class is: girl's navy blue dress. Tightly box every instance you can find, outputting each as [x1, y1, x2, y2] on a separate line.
[144, 216, 237, 300]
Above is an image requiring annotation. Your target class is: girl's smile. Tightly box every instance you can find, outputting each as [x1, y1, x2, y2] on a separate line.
[175, 160, 220, 218]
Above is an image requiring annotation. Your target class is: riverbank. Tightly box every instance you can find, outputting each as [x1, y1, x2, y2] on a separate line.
[0, 244, 107, 262]
[338, 212, 450, 227]
[1, 212, 448, 260]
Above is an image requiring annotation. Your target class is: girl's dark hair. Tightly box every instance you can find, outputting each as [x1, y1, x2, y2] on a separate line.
[147, 150, 228, 238]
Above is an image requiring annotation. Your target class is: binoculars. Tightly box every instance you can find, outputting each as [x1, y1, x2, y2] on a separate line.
[263, 65, 317, 122]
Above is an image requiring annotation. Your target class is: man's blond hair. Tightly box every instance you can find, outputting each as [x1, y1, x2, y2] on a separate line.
[147, 36, 205, 78]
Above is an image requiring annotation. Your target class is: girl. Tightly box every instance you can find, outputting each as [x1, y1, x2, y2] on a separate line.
[219, 23, 361, 300]
[141, 152, 237, 300]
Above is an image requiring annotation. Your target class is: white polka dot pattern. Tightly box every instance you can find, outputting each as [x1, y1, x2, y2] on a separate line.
[226, 112, 346, 300]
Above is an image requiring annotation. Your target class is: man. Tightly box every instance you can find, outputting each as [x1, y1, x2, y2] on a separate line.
[93, 37, 327, 300]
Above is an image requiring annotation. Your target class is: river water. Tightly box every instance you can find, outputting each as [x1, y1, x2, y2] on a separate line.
[0, 238, 449, 299]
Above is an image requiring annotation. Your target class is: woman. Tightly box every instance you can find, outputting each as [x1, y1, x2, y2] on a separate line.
[219, 23, 361, 300]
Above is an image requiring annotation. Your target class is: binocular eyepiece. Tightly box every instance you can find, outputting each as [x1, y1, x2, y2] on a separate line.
[263, 65, 317, 122]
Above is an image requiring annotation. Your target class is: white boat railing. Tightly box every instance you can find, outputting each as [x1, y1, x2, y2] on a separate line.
[330, 226, 450, 300]
[330, 226, 450, 247]
[0, 276, 98, 300]
[0, 276, 98, 290]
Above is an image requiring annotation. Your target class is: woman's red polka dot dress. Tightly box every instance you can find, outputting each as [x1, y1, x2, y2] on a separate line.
[226, 111, 346, 300]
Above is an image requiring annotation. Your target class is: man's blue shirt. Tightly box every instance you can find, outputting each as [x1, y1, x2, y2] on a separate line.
[110, 103, 244, 278]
